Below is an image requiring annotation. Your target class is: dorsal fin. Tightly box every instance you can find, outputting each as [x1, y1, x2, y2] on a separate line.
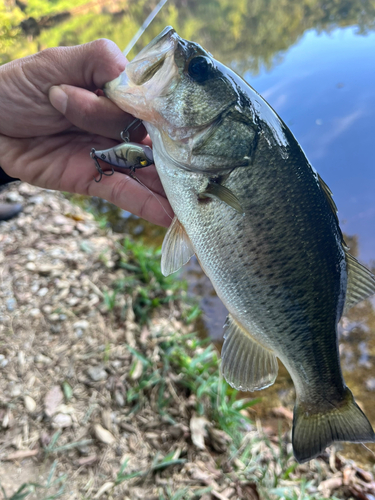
[317, 173, 339, 223]
[316, 174, 375, 311]
[221, 314, 278, 391]
[161, 216, 195, 276]
[344, 251, 375, 313]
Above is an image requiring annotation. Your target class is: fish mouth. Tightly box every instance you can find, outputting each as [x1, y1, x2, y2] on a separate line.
[104, 26, 179, 119]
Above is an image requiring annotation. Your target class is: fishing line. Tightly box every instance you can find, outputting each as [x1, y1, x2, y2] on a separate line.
[131, 172, 173, 222]
[123, 0, 169, 57]
[360, 442, 375, 458]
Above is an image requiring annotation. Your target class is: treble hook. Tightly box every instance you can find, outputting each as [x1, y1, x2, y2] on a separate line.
[90, 149, 115, 183]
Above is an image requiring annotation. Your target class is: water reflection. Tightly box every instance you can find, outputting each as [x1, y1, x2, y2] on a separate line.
[2, 0, 375, 464]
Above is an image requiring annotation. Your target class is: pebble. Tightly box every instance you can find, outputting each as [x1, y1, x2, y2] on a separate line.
[29, 308, 42, 318]
[28, 195, 44, 205]
[73, 320, 90, 331]
[52, 413, 73, 428]
[26, 262, 36, 271]
[87, 366, 108, 382]
[6, 191, 23, 203]
[37, 287, 49, 297]
[48, 313, 60, 322]
[6, 298, 17, 312]
[10, 384, 23, 397]
[24, 395, 37, 413]
[0, 357, 9, 368]
[365, 377, 375, 391]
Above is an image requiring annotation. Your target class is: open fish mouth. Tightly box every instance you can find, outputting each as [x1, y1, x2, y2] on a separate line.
[104, 26, 179, 121]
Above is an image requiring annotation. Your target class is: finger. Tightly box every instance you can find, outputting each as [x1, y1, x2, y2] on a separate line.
[24, 39, 127, 93]
[49, 84, 147, 141]
[88, 171, 173, 227]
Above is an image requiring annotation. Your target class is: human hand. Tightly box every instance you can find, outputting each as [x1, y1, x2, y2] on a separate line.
[0, 39, 173, 227]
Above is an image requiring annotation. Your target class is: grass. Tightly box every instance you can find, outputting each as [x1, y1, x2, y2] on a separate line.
[0, 461, 66, 500]
[5, 194, 346, 500]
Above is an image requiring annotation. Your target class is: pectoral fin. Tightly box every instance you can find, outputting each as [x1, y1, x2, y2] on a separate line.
[199, 182, 244, 214]
[344, 251, 375, 313]
[221, 314, 278, 391]
[161, 216, 195, 277]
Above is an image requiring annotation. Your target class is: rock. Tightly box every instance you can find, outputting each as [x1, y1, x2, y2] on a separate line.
[52, 413, 72, 428]
[37, 287, 49, 297]
[87, 366, 108, 382]
[29, 308, 42, 317]
[365, 377, 375, 391]
[6, 297, 17, 312]
[0, 356, 8, 368]
[48, 313, 60, 322]
[28, 195, 44, 205]
[10, 384, 23, 398]
[44, 385, 64, 417]
[6, 191, 23, 203]
[73, 320, 90, 331]
[94, 424, 116, 445]
[26, 262, 36, 271]
[24, 395, 37, 413]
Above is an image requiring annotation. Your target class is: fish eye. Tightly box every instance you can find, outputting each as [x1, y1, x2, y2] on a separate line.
[188, 56, 212, 83]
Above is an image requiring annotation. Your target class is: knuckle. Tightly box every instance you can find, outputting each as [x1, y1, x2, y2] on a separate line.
[110, 175, 131, 206]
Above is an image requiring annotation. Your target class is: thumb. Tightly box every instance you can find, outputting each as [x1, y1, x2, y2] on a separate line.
[49, 84, 147, 141]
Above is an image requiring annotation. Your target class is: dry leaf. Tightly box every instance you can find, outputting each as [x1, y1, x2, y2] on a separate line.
[94, 424, 116, 445]
[130, 358, 143, 380]
[93, 482, 115, 498]
[190, 416, 209, 450]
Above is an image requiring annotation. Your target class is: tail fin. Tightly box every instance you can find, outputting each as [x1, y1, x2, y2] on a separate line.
[292, 388, 375, 463]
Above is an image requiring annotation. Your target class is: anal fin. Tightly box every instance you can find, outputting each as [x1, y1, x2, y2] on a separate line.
[161, 216, 195, 276]
[344, 251, 375, 313]
[221, 314, 278, 391]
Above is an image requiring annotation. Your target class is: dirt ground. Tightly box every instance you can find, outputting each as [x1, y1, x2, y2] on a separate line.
[1, 183, 375, 500]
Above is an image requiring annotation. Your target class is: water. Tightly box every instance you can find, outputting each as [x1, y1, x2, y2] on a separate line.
[2, 0, 375, 464]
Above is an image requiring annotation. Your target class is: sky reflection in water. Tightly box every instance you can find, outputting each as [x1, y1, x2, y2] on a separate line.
[245, 27, 375, 263]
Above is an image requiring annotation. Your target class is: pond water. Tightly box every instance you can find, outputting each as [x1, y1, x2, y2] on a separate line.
[2, 0, 375, 465]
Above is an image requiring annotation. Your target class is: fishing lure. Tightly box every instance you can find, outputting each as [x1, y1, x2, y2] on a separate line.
[91, 120, 154, 182]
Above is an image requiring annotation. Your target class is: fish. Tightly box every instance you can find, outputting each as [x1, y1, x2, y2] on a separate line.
[104, 26, 375, 463]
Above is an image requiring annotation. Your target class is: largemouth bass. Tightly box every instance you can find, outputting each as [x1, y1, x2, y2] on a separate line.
[104, 27, 375, 463]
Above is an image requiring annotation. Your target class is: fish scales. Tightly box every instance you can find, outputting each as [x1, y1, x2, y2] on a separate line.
[155, 126, 347, 399]
[104, 26, 375, 462]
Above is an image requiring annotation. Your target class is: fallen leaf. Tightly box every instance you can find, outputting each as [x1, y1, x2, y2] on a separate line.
[93, 482, 115, 498]
[94, 424, 116, 445]
[190, 415, 209, 450]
